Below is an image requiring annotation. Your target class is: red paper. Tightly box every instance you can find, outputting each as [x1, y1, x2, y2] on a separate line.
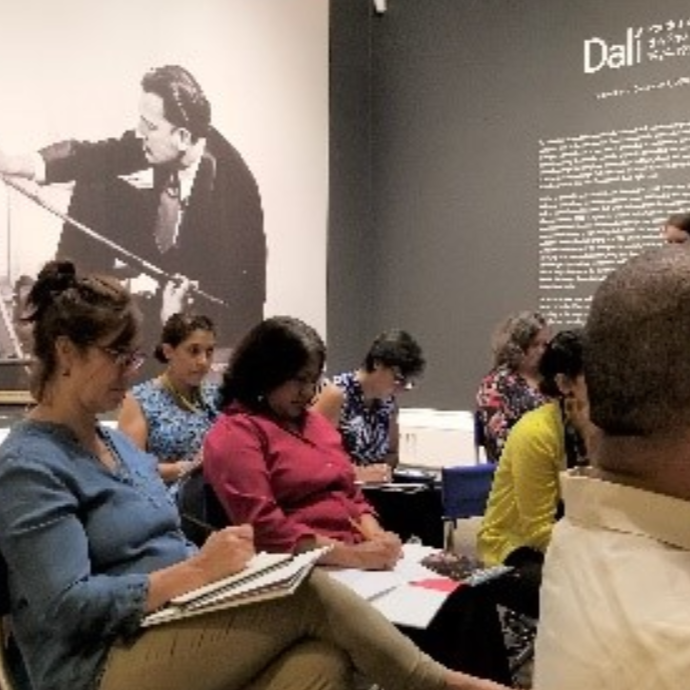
[410, 578, 461, 593]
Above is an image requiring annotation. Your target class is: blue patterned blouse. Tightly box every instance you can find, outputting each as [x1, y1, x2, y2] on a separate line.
[131, 379, 219, 467]
[332, 371, 397, 465]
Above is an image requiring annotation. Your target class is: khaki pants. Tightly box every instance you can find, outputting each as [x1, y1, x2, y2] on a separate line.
[99, 570, 447, 690]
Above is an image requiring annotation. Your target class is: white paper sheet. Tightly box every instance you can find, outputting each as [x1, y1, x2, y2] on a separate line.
[323, 543, 456, 629]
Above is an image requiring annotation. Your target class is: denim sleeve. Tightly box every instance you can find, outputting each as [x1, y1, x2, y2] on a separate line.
[0, 454, 149, 641]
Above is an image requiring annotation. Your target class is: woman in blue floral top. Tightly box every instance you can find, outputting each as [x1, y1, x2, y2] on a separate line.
[475, 311, 550, 462]
[118, 313, 219, 488]
[313, 329, 425, 483]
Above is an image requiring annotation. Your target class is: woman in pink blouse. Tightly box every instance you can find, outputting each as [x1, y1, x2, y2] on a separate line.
[203, 316, 402, 569]
[204, 316, 512, 684]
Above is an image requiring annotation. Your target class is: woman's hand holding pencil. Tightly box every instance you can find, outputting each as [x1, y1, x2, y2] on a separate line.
[348, 516, 403, 570]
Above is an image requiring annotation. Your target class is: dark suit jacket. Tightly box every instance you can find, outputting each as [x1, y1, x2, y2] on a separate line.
[42, 128, 265, 349]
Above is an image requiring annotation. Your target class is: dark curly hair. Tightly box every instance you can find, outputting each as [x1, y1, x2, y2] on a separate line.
[141, 65, 211, 141]
[362, 329, 425, 379]
[538, 329, 584, 398]
[153, 313, 216, 363]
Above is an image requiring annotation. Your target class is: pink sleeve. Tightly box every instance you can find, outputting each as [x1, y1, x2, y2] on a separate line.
[203, 416, 316, 552]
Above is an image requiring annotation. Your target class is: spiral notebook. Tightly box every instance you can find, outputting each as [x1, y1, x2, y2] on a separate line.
[142, 547, 329, 627]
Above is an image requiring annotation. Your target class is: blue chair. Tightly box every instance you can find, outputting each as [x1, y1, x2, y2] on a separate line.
[177, 469, 230, 546]
[440, 462, 496, 558]
[441, 463, 496, 523]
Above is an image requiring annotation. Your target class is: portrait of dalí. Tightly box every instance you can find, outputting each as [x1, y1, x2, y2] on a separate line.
[0, 0, 329, 390]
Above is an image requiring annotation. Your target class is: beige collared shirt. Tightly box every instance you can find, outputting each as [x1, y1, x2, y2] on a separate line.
[534, 468, 690, 690]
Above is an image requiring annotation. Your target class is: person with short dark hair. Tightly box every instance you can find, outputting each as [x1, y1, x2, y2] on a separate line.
[0, 262, 511, 690]
[534, 246, 690, 689]
[313, 329, 425, 483]
[0, 64, 265, 354]
[661, 212, 690, 244]
[118, 312, 219, 489]
[475, 311, 551, 462]
[477, 330, 590, 620]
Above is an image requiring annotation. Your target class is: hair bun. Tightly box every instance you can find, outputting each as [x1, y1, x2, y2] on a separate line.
[26, 260, 77, 319]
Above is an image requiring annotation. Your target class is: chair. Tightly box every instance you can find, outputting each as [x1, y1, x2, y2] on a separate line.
[0, 555, 30, 690]
[441, 463, 496, 552]
[0, 555, 14, 690]
[473, 409, 496, 463]
[363, 480, 445, 548]
[0, 617, 23, 690]
[441, 463, 496, 522]
[176, 469, 230, 546]
[440, 465, 534, 681]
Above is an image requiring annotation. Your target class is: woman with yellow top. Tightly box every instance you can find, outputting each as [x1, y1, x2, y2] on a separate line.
[477, 329, 590, 620]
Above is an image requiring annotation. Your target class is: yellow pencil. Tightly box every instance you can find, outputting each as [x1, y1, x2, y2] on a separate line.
[349, 516, 370, 540]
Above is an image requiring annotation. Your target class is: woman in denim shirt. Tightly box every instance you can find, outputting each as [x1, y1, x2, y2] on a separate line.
[0, 260, 509, 690]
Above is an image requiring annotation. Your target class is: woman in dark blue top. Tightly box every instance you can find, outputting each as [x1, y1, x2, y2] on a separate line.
[0, 261, 508, 690]
[313, 329, 424, 484]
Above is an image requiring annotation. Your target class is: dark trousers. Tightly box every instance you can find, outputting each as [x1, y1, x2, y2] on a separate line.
[401, 581, 512, 685]
[493, 546, 544, 620]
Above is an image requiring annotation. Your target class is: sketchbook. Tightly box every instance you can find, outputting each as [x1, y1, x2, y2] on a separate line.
[142, 547, 329, 627]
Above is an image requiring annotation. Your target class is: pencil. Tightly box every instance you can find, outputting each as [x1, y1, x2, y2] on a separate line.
[349, 516, 370, 540]
[181, 512, 217, 535]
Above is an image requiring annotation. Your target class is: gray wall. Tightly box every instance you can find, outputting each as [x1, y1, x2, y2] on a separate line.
[327, 1, 378, 375]
[328, 0, 690, 409]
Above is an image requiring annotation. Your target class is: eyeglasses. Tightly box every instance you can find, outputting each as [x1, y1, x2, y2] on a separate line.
[292, 373, 326, 393]
[392, 368, 415, 391]
[97, 346, 147, 371]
